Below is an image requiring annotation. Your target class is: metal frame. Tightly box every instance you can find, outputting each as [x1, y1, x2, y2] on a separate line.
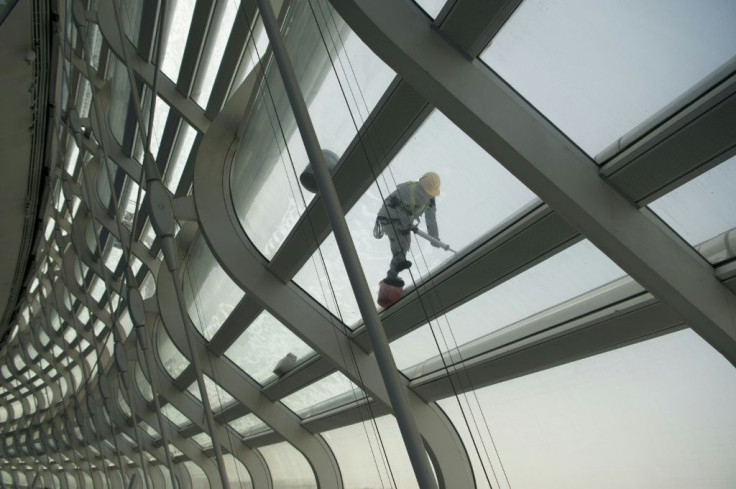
[0, 0, 733, 487]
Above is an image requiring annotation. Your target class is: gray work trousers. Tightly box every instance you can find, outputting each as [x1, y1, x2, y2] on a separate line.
[385, 225, 412, 279]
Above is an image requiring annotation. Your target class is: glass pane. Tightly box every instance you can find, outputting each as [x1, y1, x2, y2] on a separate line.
[187, 374, 235, 411]
[135, 364, 153, 402]
[161, 403, 191, 428]
[258, 442, 317, 489]
[223, 454, 253, 489]
[295, 110, 538, 326]
[225, 310, 314, 385]
[161, 0, 197, 83]
[156, 321, 189, 378]
[182, 235, 244, 340]
[322, 415, 430, 489]
[107, 56, 131, 144]
[649, 156, 736, 265]
[229, 413, 268, 438]
[282, 371, 363, 418]
[230, 0, 394, 260]
[391, 240, 627, 374]
[438, 329, 736, 488]
[414, 0, 446, 19]
[164, 122, 197, 193]
[481, 0, 736, 156]
[191, 431, 212, 449]
[193, 0, 238, 107]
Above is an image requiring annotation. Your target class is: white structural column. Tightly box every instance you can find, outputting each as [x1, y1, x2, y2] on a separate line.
[328, 0, 736, 365]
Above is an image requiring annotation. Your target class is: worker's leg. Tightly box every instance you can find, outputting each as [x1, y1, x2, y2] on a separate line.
[386, 227, 412, 282]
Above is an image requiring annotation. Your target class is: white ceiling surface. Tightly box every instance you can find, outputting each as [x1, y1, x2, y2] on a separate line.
[0, 1, 34, 326]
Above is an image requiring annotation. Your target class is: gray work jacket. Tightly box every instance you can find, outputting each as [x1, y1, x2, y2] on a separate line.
[377, 181, 439, 237]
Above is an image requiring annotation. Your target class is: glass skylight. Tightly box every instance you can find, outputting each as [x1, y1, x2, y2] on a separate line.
[649, 156, 736, 265]
[391, 239, 627, 373]
[230, 0, 393, 261]
[295, 110, 539, 326]
[225, 310, 314, 385]
[438, 329, 736, 488]
[182, 235, 244, 340]
[161, 0, 197, 83]
[281, 371, 363, 418]
[481, 0, 736, 156]
[193, 0, 238, 108]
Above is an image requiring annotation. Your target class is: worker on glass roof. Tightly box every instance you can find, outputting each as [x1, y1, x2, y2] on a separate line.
[374, 172, 441, 288]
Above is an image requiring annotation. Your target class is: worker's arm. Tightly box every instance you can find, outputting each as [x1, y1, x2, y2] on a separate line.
[425, 198, 439, 244]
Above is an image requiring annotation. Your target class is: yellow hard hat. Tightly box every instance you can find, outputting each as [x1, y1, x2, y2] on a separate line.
[419, 172, 440, 196]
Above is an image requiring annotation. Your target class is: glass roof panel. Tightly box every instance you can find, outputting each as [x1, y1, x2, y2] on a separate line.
[281, 371, 363, 418]
[391, 239, 627, 374]
[230, 0, 393, 261]
[225, 310, 314, 385]
[187, 374, 235, 412]
[481, 0, 736, 156]
[161, 0, 196, 83]
[258, 442, 317, 489]
[438, 329, 736, 488]
[182, 235, 244, 340]
[135, 364, 153, 402]
[295, 110, 538, 326]
[229, 413, 268, 438]
[161, 403, 191, 428]
[649, 156, 736, 265]
[138, 421, 159, 440]
[89, 276, 105, 303]
[191, 431, 212, 450]
[156, 321, 189, 379]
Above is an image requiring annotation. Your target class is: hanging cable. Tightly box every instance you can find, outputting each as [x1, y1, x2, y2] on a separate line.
[300, 1, 513, 487]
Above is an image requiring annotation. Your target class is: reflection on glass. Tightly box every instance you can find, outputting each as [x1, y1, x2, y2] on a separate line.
[323, 414, 431, 489]
[481, 0, 736, 156]
[649, 156, 736, 265]
[224, 310, 314, 385]
[258, 442, 317, 489]
[182, 235, 244, 340]
[391, 240, 626, 373]
[230, 0, 393, 260]
[161, 0, 196, 83]
[438, 329, 736, 488]
[295, 110, 538, 326]
[282, 371, 362, 418]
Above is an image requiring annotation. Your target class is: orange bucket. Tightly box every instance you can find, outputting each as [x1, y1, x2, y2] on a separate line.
[377, 280, 403, 308]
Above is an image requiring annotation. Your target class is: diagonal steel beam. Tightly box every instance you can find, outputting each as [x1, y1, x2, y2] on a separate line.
[328, 0, 736, 365]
